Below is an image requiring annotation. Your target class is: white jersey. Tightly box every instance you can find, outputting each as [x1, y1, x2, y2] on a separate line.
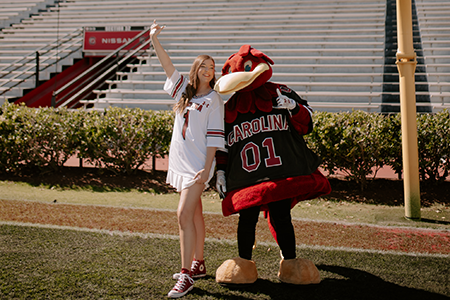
[164, 70, 225, 192]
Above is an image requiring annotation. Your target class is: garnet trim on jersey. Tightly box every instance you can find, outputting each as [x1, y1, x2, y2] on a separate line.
[207, 129, 225, 139]
[182, 110, 190, 140]
[170, 75, 186, 99]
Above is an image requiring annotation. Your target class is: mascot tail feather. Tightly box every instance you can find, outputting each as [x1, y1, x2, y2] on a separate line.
[223, 169, 331, 218]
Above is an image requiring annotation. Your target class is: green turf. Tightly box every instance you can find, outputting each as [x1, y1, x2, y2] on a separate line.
[0, 224, 448, 299]
[1, 180, 449, 230]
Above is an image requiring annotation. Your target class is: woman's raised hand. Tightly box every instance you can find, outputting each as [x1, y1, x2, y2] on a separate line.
[150, 20, 165, 39]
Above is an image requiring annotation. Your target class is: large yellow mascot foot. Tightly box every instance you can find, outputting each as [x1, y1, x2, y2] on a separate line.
[215, 257, 258, 287]
[278, 258, 321, 285]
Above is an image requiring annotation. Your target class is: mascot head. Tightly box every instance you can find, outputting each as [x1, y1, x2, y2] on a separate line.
[214, 45, 274, 94]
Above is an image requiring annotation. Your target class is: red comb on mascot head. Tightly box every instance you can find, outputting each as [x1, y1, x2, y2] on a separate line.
[214, 45, 331, 286]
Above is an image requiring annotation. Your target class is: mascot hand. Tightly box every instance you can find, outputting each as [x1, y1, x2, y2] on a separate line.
[216, 170, 227, 199]
[274, 88, 296, 110]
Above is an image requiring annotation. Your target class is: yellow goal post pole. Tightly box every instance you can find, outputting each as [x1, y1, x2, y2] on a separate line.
[396, 0, 421, 220]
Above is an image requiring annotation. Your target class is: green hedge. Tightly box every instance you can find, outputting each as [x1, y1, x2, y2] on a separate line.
[416, 112, 450, 182]
[307, 110, 450, 190]
[306, 110, 393, 190]
[0, 103, 173, 175]
[78, 106, 173, 175]
[1, 103, 449, 187]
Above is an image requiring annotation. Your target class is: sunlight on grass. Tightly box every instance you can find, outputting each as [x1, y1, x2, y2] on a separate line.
[293, 198, 450, 228]
[0, 180, 221, 212]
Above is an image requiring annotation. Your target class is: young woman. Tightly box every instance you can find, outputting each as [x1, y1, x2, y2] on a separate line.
[150, 20, 225, 298]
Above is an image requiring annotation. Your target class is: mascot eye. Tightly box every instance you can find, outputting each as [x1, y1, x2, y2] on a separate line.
[244, 61, 252, 72]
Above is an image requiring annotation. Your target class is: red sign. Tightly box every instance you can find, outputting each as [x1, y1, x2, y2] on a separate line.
[83, 29, 149, 56]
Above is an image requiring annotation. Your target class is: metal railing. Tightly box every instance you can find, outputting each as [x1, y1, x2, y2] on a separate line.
[0, 28, 84, 98]
[54, 28, 151, 108]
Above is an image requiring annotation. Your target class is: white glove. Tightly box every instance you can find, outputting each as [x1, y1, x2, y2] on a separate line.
[273, 88, 296, 110]
[216, 170, 227, 199]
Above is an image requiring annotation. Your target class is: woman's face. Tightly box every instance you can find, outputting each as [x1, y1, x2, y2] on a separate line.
[197, 58, 215, 85]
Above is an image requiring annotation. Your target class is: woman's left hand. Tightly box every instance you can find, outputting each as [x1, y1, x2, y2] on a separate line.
[194, 169, 208, 184]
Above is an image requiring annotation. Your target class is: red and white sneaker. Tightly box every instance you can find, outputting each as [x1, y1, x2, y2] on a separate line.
[168, 273, 194, 298]
[173, 259, 206, 280]
[190, 259, 206, 278]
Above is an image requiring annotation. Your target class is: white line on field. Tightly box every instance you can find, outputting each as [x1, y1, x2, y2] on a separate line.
[1, 220, 448, 259]
[3, 198, 448, 234]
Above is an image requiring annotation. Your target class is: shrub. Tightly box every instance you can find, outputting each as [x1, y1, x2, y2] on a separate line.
[380, 110, 450, 183]
[0, 103, 174, 175]
[380, 113, 403, 179]
[0, 103, 26, 173]
[78, 107, 174, 175]
[0, 103, 82, 173]
[22, 107, 84, 171]
[416, 110, 450, 182]
[308, 111, 394, 191]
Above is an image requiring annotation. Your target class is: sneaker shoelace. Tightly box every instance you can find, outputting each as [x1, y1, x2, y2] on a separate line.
[173, 274, 193, 291]
[191, 260, 200, 271]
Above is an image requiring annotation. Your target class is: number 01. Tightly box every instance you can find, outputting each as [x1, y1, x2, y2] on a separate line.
[240, 137, 282, 172]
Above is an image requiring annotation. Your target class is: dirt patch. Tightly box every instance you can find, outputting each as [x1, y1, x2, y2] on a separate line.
[1, 166, 449, 207]
[1, 199, 449, 255]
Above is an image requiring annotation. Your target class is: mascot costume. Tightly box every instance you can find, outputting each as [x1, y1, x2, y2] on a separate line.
[213, 45, 331, 286]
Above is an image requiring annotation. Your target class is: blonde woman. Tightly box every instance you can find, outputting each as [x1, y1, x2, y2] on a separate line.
[150, 20, 225, 298]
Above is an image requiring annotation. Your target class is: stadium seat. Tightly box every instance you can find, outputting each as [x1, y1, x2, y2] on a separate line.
[0, 0, 448, 112]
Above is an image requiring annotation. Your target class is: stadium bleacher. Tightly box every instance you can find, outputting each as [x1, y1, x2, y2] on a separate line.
[0, 0, 448, 112]
[416, 0, 450, 109]
[0, 0, 55, 29]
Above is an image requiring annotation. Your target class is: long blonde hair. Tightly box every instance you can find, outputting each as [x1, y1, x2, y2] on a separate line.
[173, 55, 216, 114]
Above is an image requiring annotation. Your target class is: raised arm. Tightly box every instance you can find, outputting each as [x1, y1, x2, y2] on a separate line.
[150, 20, 175, 79]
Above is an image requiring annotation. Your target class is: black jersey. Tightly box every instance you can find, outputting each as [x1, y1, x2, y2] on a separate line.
[221, 84, 322, 191]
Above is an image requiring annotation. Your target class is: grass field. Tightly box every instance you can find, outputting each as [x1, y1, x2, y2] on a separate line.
[1, 224, 449, 300]
[1, 180, 450, 299]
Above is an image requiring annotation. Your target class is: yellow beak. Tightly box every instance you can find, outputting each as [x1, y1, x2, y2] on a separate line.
[214, 63, 270, 95]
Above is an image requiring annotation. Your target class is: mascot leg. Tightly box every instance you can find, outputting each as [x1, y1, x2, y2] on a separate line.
[268, 199, 321, 285]
[215, 206, 260, 286]
[237, 206, 260, 260]
[267, 199, 296, 259]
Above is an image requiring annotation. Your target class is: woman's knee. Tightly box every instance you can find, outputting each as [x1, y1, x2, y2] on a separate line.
[177, 185, 203, 226]
[177, 208, 193, 228]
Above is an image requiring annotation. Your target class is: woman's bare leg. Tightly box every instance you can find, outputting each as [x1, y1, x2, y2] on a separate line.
[177, 183, 205, 270]
[193, 199, 205, 261]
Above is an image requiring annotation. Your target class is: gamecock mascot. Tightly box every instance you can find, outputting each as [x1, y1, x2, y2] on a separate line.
[214, 45, 331, 286]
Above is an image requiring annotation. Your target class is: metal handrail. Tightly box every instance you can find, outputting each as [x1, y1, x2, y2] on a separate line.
[54, 28, 151, 108]
[0, 28, 84, 96]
